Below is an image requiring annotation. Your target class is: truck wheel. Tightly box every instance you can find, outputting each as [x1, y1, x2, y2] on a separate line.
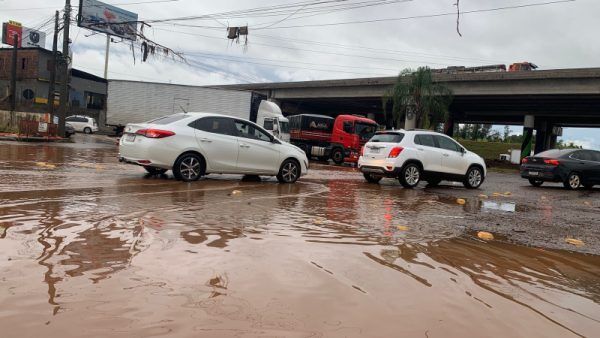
[331, 148, 344, 165]
[399, 163, 421, 188]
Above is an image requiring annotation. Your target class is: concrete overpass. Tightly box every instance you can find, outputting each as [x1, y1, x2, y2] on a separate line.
[219, 68, 600, 153]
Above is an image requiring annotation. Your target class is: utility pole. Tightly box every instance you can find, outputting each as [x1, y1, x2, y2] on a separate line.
[58, 0, 71, 138]
[9, 34, 18, 127]
[104, 35, 110, 79]
[48, 11, 60, 116]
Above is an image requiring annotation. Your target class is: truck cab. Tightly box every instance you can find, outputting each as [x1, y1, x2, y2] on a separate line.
[256, 100, 290, 142]
[331, 115, 378, 163]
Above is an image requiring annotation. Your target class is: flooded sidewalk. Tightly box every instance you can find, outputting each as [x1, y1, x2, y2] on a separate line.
[1, 137, 599, 337]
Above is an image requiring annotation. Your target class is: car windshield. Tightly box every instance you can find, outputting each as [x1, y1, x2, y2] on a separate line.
[535, 149, 575, 158]
[355, 123, 378, 140]
[147, 113, 188, 125]
[370, 132, 404, 143]
[280, 121, 290, 133]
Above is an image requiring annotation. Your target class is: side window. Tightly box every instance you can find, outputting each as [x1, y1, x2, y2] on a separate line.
[193, 117, 234, 136]
[263, 119, 274, 131]
[342, 121, 354, 134]
[436, 136, 461, 152]
[235, 120, 272, 142]
[591, 151, 600, 162]
[66, 117, 75, 122]
[415, 134, 435, 147]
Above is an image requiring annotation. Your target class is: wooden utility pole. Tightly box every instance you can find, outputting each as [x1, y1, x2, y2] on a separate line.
[47, 11, 60, 116]
[58, 0, 71, 138]
[9, 34, 18, 128]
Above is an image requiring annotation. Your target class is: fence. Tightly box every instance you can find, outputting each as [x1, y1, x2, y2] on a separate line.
[18, 119, 58, 138]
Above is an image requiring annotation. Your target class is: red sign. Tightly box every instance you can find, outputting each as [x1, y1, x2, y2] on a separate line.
[2, 22, 23, 47]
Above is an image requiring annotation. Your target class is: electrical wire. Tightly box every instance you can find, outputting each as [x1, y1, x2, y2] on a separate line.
[2, 0, 180, 12]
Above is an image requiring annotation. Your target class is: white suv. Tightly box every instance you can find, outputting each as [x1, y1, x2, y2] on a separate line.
[65, 115, 98, 134]
[358, 130, 486, 189]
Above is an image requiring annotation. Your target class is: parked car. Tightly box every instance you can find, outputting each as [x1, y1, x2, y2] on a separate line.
[520, 148, 600, 189]
[65, 122, 75, 138]
[358, 130, 486, 189]
[65, 115, 98, 134]
[118, 113, 309, 183]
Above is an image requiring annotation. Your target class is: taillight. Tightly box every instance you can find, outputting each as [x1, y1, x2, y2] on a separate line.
[388, 147, 404, 158]
[521, 158, 528, 164]
[136, 129, 176, 138]
[360, 146, 365, 156]
[544, 159, 560, 166]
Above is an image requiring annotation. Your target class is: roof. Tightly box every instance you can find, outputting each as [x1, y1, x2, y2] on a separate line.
[71, 69, 107, 84]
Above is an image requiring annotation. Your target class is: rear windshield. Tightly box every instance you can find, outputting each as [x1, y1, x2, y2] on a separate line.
[147, 114, 188, 125]
[535, 149, 575, 158]
[370, 132, 404, 143]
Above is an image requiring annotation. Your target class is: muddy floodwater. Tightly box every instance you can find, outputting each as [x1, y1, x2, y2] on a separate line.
[1, 136, 600, 337]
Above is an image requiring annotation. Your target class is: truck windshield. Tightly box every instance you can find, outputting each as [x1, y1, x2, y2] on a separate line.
[279, 121, 290, 133]
[355, 123, 377, 140]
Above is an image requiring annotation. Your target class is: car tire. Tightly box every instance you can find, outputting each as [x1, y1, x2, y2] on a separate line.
[144, 166, 168, 175]
[399, 163, 421, 188]
[528, 179, 544, 187]
[331, 148, 344, 165]
[277, 159, 300, 184]
[564, 172, 582, 190]
[173, 153, 205, 182]
[463, 166, 484, 189]
[84, 127, 92, 134]
[363, 173, 382, 184]
[426, 178, 441, 187]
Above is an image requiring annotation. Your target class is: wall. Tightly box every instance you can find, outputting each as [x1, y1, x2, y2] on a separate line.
[0, 49, 39, 80]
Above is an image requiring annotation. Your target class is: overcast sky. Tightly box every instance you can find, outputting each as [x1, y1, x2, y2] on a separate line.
[2, 0, 599, 148]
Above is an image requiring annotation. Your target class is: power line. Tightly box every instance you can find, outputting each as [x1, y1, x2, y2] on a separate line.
[255, 0, 577, 29]
[1, 0, 180, 12]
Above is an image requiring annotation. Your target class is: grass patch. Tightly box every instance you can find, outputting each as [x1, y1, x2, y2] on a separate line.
[457, 139, 523, 161]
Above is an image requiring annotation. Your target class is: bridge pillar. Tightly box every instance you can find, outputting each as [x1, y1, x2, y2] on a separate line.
[521, 115, 535, 161]
[534, 120, 549, 154]
[443, 115, 455, 137]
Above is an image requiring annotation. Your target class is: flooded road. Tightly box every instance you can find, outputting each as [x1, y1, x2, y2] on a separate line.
[1, 136, 600, 337]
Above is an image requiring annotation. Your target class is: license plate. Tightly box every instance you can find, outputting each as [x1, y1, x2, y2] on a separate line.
[125, 134, 136, 142]
[370, 148, 380, 154]
[529, 171, 539, 176]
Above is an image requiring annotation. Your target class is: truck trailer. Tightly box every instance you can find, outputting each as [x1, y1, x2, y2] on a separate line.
[289, 114, 378, 164]
[106, 80, 289, 141]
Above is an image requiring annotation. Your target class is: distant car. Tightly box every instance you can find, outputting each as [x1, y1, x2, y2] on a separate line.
[520, 149, 600, 189]
[65, 115, 98, 134]
[118, 113, 309, 183]
[65, 122, 75, 138]
[358, 130, 486, 189]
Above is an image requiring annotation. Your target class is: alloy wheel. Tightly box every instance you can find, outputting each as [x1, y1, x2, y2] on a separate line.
[180, 157, 201, 181]
[569, 174, 581, 189]
[404, 165, 420, 186]
[468, 169, 482, 188]
[282, 162, 298, 183]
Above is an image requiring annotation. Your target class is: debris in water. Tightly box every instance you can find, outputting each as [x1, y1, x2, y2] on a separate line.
[231, 190, 242, 196]
[492, 192, 502, 197]
[456, 198, 466, 205]
[397, 225, 409, 231]
[477, 231, 494, 241]
[504, 192, 512, 196]
[478, 194, 488, 199]
[565, 238, 584, 247]
[0, 226, 5, 237]
[35, 162, 56, 169]
[584, 201, 591, 206]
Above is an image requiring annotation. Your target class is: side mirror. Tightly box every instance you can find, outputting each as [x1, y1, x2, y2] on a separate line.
[271, 137, 281, 144]
[461, 148, 466, 154]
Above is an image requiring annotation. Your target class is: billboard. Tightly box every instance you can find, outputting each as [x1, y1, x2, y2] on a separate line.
[78, 0, 138, 41]
[2, 21, 47, 48]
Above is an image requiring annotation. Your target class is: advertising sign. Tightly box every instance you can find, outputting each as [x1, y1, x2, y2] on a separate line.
[78, 0, 138, 41]
[2, 21, 47, 48]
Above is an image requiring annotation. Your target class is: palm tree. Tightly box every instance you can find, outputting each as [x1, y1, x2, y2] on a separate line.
[383, 67, 453, 129]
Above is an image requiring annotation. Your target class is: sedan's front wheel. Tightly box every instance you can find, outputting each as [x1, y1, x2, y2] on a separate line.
[174, 153, 205, 182]
[277, 159, 300, 184]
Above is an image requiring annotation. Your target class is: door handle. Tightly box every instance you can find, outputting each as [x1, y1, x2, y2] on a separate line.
[240, 144, 250, 148]
[443, 153, 450, 157]
[417, 148, 424, 151]
[199, 138, 212, 143]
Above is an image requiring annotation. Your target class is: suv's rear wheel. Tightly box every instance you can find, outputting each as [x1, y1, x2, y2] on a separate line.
[174, 153, 205, 182]
[463, 166, 484, 189]
[399, 163, 421, 188]
[144, 166, 167, 175]
[277, 159, 300, 183]
[528, 178, 544, 187]
[564, 172, 582, 190]
[363, 173, 382, 184]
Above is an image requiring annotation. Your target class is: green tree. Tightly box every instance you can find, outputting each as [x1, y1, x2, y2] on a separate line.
[383, 67, 453, 129]
[503, 125, 511, 142]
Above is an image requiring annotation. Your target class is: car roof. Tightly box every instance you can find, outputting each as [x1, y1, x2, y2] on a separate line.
[376, 129, 443, 135]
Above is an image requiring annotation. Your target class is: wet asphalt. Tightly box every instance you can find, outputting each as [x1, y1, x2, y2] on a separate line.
[0, 134, 599, 337]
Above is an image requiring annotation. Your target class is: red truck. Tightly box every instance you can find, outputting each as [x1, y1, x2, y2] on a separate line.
[289, 114, 378, 164]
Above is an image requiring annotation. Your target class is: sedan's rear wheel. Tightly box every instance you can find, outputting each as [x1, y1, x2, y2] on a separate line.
[399, 163, 421, 188]
[564, 172, 582, 190]
[528, 178, 544, 187]
[363, 173, 382, 184]
[174, 153, 205, 182]
[277, 159, 300, 183]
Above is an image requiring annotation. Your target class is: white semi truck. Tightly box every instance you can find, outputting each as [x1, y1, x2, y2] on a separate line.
[106, 80, 289, 141]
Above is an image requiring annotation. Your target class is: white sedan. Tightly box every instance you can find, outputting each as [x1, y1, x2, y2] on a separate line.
[118, 113, 309, 183]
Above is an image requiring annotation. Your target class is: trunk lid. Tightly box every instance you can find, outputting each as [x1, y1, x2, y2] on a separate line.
[363, 142, 398, 160]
